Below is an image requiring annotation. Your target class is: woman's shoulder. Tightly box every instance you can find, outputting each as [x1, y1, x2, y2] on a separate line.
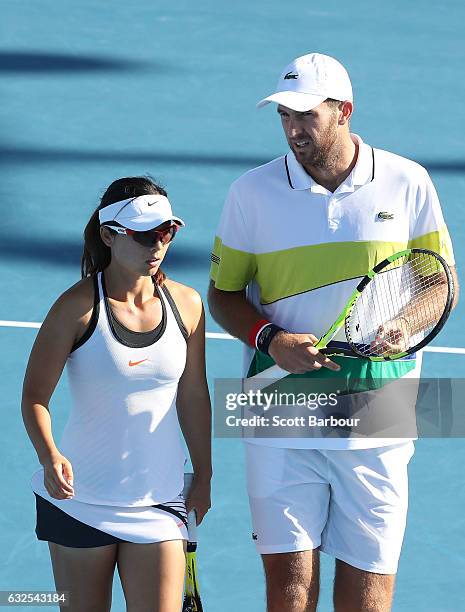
[37, 276, 97, 345]
[163, 278, 202, 306]
[50, 276, 96, 322]
[163, 279, 203, 334]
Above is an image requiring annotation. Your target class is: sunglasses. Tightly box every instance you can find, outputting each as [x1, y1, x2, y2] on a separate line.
[103, 224, 179, 247]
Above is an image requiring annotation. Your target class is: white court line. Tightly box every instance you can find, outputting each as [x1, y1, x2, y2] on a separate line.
[206, 332, 235, 340]
[1, 319, 464, 355]
[0, 320, 42, 329]
[423, 346, 465, 355]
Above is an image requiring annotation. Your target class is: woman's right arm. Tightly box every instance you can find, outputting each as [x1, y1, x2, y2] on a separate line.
[22, 281, 93, 499]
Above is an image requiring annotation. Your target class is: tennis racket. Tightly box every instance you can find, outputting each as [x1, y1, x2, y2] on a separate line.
[246, 248, 454, 390]
[182, 474, 203, 612]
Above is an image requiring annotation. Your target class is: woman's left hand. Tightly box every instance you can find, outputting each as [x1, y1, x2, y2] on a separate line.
[185, 474, 211, 525]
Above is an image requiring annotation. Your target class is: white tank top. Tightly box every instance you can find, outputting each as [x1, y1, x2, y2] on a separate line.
[31, 273, 188, 506]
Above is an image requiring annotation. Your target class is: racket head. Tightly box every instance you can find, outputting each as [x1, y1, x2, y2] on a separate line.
[343, 248, 454, 360]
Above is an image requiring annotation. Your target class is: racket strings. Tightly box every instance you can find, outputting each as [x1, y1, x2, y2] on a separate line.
[347, 252, 449, 357]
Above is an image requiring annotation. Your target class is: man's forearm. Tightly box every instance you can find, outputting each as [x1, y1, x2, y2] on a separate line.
[208, 281, 341, 373]
[207, 281, 266, 345]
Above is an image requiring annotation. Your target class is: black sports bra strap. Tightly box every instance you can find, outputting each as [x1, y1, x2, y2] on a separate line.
[160, 285, 188, 341]
[70, 275, 100, 353]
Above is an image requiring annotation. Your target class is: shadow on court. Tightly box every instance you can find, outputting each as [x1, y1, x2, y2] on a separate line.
[0, 145, 464, 174]
[0, 235, 208, 270]
[0, 51, 159, 73]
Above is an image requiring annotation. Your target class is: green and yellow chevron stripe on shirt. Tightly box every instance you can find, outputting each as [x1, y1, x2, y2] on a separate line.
[408, 228, 454, 263]
[210, 228, 453, 303]
[210, 236, 256, 291]
[254, 240, 404, 305]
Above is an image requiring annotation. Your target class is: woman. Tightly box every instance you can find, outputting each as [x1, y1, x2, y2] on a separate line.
[22, 177, 212, 612]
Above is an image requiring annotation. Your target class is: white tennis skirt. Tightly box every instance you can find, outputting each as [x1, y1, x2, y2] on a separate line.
[32, 471, 188, 546]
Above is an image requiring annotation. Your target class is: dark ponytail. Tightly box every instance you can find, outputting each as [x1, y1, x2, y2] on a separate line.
[81, 176, 168, 285]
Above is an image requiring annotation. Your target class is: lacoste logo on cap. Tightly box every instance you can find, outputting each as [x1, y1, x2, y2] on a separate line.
[377, 211, 394, 220]
[284, 71, 298, 80]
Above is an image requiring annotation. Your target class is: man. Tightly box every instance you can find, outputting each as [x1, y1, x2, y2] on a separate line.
[208, 53, 457, 612]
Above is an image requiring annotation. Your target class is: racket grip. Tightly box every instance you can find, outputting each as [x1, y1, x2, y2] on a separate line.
[187, 510, 198, 543]
[183, 473, 198, 543]
[183, 472, 194, 494]
[243, 364, 290, 392]
[245, 365, 289, 381]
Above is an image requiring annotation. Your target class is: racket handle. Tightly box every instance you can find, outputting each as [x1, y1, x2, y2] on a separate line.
[243, 364, 290, 392]
[187, 510, 198, 542]
[183, 472, 193, 498]
[183, 473, 198, 542]
[252, 364, 289, 379]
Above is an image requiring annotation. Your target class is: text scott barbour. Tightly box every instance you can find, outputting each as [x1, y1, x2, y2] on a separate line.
[226, 415, 361, 428]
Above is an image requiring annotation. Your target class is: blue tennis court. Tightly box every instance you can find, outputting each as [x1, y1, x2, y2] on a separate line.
[1, 1, 465, 609]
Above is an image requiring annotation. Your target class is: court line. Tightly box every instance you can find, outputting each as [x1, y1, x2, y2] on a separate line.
[422, 346, 465, 354]
[1, 320, 464, 354]
[1, 320, 42, 329]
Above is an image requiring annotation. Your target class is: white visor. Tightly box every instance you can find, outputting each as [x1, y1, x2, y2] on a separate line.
[98, 195, 185, 231]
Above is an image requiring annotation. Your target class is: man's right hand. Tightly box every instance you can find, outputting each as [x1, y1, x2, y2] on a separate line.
[268, 331, 341, 374]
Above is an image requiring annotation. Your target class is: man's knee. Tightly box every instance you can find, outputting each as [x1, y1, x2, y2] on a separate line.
[334, 559, 395, 612]
[262, 550, 319, 612]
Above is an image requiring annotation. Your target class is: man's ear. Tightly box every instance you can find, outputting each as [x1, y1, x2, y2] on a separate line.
[338, 100, 353, 126]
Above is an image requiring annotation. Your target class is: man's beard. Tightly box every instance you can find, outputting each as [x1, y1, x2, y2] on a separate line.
[295, 119, 341, 171]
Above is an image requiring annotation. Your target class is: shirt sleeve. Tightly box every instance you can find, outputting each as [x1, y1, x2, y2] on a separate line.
[210, 183, 257, 291]
[408, 168, 455, 265]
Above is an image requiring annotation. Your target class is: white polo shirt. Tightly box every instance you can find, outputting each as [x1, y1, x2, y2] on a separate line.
[210, 134, 454, 449]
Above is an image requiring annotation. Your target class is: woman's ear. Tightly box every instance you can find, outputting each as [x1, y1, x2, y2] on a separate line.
[100, 226, 114, 247]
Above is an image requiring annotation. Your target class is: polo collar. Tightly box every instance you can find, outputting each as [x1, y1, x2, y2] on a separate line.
[351, 134, 375, 187]
[284, 133, 375, 192]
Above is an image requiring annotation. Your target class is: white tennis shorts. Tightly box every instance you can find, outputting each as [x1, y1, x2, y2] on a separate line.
[245, 441, 415, 574]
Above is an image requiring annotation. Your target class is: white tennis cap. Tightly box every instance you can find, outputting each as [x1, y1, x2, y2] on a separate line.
[99, 195, 185, 231]
[257, 53, 353, 112]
